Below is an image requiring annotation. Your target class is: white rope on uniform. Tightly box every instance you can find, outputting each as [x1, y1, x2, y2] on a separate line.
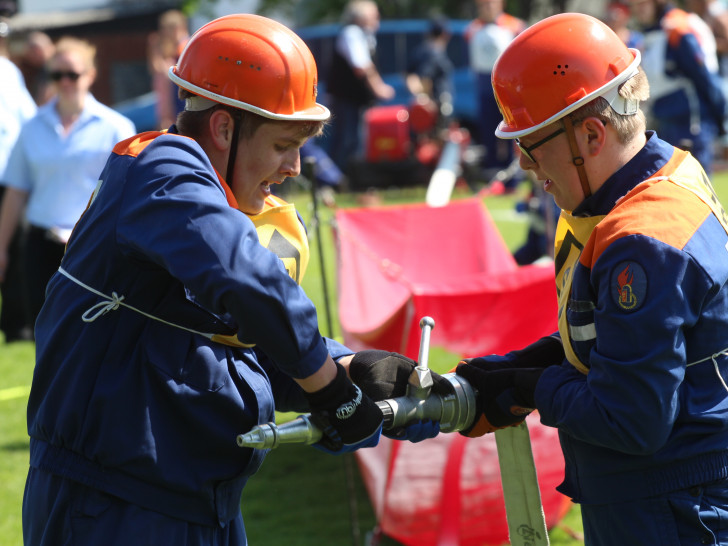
[57, 266, 215, 340]
[687, 349, 728, 394]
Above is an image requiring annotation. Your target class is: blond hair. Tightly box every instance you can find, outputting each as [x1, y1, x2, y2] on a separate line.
[572, 67, 650, 145]
[52, 36, 96, 72]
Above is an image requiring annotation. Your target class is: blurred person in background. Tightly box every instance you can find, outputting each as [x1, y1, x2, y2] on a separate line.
[0, 36, 135, 331]
[465, 0, 526, 189]
[630, 0, 726, 176]
[604, 1, 644, 50]
[147, 9, 190, 130]
[326, 0, 394, 173]
[0, 17, 36, 342]
[686, 0, 728, 147]
[511, 179, 560, 266]
[13, 30, 55, 106]
[686, 0, 728, 66]
[405, 15, 455, 127]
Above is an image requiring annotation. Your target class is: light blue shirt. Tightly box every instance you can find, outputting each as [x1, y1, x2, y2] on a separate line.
[4, 94, 135, 230]
[0, 57, 36, 179]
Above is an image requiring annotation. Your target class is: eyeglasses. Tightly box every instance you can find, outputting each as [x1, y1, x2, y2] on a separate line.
[49, 71, 83, 82]
[515, 127, 565, 163]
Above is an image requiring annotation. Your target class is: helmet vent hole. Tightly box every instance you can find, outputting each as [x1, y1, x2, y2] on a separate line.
[553, 64, 569, 76]
[216, 56, 260, 70]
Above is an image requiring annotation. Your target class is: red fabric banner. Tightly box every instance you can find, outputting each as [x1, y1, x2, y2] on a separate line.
[334, 198, 569, 545]
[335, 198, 558, 359]
[356, 414, 572, 546]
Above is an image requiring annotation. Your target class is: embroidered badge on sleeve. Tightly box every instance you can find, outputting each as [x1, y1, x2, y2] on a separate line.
[612, 261, 647, 312]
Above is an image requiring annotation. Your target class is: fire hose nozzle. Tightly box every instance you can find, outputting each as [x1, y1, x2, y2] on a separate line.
[236, 316, 478, 450]
[236, 414, 322, 449]
[236, 372, 477, 449]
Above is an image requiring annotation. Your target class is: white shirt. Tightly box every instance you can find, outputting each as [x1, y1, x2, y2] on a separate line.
[0, 57, 36, 179]
[469, 22, 517, 74]
[4, 94, 136, 230]
[336, 24, 376, 70]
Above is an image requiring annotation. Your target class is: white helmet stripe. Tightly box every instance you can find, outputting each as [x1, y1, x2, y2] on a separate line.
[169, 67, 331, 122]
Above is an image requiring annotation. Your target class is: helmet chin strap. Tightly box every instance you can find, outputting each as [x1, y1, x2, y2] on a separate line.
[225, 113, 241, 187]
[562, 115, 592, 199]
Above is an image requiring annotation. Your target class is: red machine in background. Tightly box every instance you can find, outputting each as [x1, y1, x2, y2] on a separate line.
[363, 105, 412, 163]
[348, 97, 475, 192]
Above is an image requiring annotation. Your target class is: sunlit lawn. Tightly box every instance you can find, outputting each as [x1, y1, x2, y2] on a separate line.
[5, 171, 727, 544]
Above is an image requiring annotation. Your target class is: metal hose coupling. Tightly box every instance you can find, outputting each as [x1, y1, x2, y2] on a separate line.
[236, 317, 478, 449]
[236, 372, 477, 449]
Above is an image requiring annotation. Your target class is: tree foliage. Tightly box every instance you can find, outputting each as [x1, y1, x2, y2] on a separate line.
[255, 0, 553, 27]
[182, 0, 604, 28]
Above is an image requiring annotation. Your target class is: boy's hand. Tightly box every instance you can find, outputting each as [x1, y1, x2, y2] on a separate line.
[306, 362, 383, 454]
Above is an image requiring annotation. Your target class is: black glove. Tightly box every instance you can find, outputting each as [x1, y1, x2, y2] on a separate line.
[349, 350, 453, 442]
[349, 350, 453, 400]
[461, 335, 564, 372]
[305, 362, 383, 454]
[455, 363, 545, 437]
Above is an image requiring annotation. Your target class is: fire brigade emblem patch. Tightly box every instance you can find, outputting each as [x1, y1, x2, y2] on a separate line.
[611, 261, 647, 312]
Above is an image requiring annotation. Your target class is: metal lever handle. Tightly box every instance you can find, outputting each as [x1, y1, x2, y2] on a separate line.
[236, 316, 478, 450]
[407, 316, 435, 400]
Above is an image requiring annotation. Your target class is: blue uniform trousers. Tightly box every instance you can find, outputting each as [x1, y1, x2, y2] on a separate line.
[23, 467, 247, 546]
[581, 479, 728, 545]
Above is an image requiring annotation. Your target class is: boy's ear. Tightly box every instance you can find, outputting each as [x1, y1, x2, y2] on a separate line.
[208, 109, 234, 150]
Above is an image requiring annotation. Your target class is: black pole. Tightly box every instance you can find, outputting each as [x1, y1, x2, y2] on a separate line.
[305, 157, 334, 339]
[304, 157, 361, 546]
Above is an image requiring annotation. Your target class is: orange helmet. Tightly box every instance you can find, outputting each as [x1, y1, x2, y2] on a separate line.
[169, 14, 329, 121]
[492, 13, 641, 139]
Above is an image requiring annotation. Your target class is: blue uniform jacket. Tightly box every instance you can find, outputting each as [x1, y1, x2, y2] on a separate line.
[538, 133, 728, 504]
[27, 131, 352, 528]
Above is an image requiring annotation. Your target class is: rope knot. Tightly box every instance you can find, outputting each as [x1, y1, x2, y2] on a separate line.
[82, 292, 126, 322]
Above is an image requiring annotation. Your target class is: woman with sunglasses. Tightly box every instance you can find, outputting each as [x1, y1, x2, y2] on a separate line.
[0, 36, 135, 331]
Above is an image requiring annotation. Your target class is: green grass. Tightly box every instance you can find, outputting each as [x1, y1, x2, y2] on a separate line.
[6, 173, 728, 545]
[245, 182, 585, 546]
[0, 341, 34, 543]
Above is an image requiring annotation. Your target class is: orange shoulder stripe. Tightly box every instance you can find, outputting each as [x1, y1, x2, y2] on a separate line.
[581, 152, 710, 267]
[112, 131, 164, 157]
[111, 131, 239, 209]
[662, 9, 694, 48]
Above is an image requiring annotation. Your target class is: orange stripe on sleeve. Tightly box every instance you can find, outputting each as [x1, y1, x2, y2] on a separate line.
[112, 131, 162, 157]
[581, 181, 711, 268]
